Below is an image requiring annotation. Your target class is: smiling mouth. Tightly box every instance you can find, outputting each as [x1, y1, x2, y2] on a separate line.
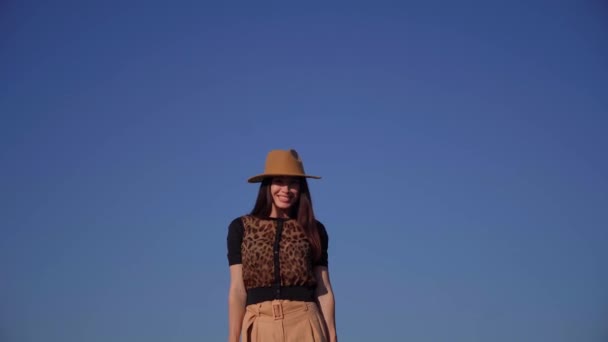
[277, 195, 291, 202]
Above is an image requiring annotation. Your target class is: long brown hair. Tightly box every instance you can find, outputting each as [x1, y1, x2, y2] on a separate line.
[250, 177, 322, 262]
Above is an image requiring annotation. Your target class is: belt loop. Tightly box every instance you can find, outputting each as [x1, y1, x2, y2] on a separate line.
[272, 301, 283, 320]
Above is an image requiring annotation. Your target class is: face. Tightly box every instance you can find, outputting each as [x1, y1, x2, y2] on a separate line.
[270, 176, 301, 215]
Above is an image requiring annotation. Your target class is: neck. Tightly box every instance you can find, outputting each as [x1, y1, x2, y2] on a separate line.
[270, 207, 291, 219]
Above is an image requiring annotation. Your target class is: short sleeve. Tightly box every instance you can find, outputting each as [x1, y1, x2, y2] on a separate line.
[227, 217, 244, 266]
[314, 221, 329, 267]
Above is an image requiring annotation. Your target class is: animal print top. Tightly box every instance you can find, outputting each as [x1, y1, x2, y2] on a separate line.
[227, 215, 329, 303]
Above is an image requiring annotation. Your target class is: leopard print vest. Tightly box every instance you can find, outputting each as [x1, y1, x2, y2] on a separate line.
[240, 215, 317, 289]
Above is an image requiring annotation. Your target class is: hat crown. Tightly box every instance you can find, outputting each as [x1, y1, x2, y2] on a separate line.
[264, 149, 305, 174]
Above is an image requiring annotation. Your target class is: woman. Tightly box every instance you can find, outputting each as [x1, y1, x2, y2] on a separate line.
[226, 149, 337, 342]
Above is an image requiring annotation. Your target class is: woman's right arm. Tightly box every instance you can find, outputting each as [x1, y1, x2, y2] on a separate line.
[228, 264, 247, 342]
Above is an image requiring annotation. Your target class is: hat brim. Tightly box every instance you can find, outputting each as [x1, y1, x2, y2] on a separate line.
[247, 173, 322, 183]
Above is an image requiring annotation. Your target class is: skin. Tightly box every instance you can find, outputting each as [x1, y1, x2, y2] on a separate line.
[228, 176, 337, 342]
[228, 264, 246, 342]
[315, 265, 337, 342]
[269, 176, 301, 218]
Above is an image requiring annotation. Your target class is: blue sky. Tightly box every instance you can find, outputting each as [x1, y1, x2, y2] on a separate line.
[1, 1, 607, 341]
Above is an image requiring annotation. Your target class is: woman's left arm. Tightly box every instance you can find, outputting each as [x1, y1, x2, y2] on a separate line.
[314, 266, 337, 342]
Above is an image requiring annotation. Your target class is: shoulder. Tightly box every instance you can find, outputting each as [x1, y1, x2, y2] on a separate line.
[314, 219, 327, 230]
[229, 215, 244, 226]
[228, 214, 264, 230]
[227, 215, 248, 233]
[229, 215, 245, 225]
[314, 219, 328, 237]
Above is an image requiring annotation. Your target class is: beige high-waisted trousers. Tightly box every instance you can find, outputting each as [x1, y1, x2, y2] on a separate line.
[241, 299, 328, 342]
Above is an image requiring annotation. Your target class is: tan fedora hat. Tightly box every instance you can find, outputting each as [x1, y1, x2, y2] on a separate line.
[248, 149, 321, 183]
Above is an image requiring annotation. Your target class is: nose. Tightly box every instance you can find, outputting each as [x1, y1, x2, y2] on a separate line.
[280, 184, 296, 194]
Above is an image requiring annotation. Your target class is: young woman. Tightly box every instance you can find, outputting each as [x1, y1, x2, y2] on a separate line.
[226, 149, 337, 342]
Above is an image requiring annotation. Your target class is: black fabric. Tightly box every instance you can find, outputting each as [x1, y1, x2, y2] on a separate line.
[226, 217, 244, 265]
[246, 286, 316, 306]
[315, 222, 329, 267]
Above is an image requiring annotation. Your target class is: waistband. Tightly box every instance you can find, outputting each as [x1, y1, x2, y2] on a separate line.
[246, 299, 315, 320]
[246, 286, 315, 306]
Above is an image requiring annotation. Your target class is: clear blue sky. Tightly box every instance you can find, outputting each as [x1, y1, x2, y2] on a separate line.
[1, 1, 607, 341]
